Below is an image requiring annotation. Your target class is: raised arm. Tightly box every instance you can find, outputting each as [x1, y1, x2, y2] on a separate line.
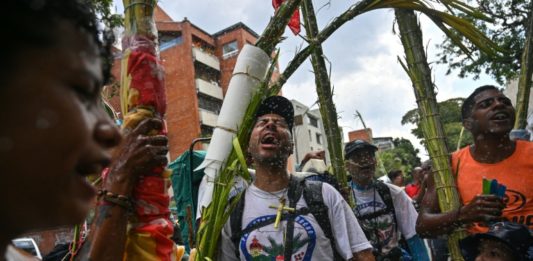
[77, 118, 168, 261]
[416, 172, 505, 237]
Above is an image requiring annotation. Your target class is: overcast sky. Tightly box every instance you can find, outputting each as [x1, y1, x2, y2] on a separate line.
[114, 0, 499, 159]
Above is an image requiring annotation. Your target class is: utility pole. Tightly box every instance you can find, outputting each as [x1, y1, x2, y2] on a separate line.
[355, 110, 386, 174]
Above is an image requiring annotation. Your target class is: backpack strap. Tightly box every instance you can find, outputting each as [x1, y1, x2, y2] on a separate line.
[302, 180, 344, 261]
[230, 191, 246, 259]
[356, 208, 392, 221]
[229, 177, 306, 260]
[230, 177, 343, 260]
[283, 176, 305, 261]
[374, 181, 397, 229]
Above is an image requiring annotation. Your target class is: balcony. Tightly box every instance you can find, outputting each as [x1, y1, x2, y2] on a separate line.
[192, 47, 220, 71]
[196, 78, 223, 100]
[199, 109, 219, 128]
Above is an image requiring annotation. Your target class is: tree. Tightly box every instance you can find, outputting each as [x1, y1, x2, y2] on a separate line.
[377, 138, 421, 179]
[402, 98, 474, 150]
[436, 0, 530, 85]
[91, 0, 123, 29]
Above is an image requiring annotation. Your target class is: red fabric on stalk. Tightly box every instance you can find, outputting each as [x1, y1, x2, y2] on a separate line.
[127, 50, 167, 115]
[272, 0, 301, 35]
[133, 176, 171, 222]
[131, 176, 174, 260]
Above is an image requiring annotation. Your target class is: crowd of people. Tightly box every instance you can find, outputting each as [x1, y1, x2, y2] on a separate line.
[1, 1, 532, 261]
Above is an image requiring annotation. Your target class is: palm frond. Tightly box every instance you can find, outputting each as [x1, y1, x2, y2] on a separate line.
[273, 0, 503, 94]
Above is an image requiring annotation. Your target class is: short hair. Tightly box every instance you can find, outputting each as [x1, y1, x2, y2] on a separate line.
[421, 159, 432, 169]
[461, 85, 501, 121]
[387, 169, 403, 181]
[1, 0, 114, 85]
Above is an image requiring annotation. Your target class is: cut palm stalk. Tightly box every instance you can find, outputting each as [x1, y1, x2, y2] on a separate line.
[514, 6, 533, 130]
[301, 0, 354, 207]
[271, 0, 501, 93]
[120, 0, 175, 260]
[396, 8, 466, 261]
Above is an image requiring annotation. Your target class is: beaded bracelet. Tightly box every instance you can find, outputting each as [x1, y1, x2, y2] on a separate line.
[97, 190, 134, 212]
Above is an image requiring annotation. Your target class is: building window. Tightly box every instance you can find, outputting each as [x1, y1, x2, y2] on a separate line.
[316, 133, 322, 144]
[195, 62, 220, 83]
[308, 115, 318, 127]
[198, 93, 222, 113]
[159, 33, 182, 51]
[308, 130, 312, 141]
[192, 36, 215, 56]
[201, 125, 214, 137]
[222, 41, 238, 59]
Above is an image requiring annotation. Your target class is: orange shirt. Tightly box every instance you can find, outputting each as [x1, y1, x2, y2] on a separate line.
[452, 140, 533, 233]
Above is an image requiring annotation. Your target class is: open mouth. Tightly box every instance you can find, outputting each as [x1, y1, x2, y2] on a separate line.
[359, 165, 373, 172]
[261, 134, 279, 146]
[490, 111, 510, 121]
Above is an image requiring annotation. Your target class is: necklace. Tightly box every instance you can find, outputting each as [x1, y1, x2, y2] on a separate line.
[351, 181, 383, 253]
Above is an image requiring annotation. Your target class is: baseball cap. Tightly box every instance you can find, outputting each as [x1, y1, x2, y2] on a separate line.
[255, 96, 294, 130]
[344, 139, 378, 159]
[459, 222, 533, 261]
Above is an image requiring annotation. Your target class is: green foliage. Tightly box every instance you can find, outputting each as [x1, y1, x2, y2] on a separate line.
[376, 138, 421, 179]
[91, 0, 123, 30]
[401, 98, 473, 149]
[435, 0, 530, 85]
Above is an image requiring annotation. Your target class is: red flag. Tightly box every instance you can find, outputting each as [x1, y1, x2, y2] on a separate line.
[272, 0, 300, 35]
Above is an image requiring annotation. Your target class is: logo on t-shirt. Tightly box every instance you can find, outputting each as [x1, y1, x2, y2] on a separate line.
[356, 201, 396, 253]
[503, 189, 527, 212]
[240, 215, 317, 261]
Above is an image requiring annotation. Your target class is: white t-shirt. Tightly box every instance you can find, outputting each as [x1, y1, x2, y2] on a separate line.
[219, 182, 372, 261]
[196, 170, 253, 219]
[350, 181, 418, 255]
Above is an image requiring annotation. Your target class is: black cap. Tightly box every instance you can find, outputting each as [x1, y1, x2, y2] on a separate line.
[459, 222, 533, 261]
[344, 139, 378, 159]
[255, 96, 294, 130]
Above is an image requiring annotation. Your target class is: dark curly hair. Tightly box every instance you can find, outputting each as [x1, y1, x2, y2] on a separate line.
[1, 0, 114, 84]
[387, 169, 403, 181]
[461, 85, 502, 121]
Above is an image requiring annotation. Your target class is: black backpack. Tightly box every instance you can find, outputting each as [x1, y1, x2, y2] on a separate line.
[229, 176, 344, 261]
[296, 171, 342, 193]
[354, 181, 396, 224]
[353, 181, 398, 256]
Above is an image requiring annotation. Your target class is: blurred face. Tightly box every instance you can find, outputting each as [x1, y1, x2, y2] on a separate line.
[345, 149, 376, 185]
[420, 163, 432, 179]
[465, 89, 515, 136]
[412, 167, 422, 183]
[0, 22, 120, 235]
[392, 172, 404, 187]
[248, 114, 293, 168]
[475, 239, 515, 261]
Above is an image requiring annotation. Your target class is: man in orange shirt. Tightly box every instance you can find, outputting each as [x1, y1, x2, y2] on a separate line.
[416, 85, 533, 237]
